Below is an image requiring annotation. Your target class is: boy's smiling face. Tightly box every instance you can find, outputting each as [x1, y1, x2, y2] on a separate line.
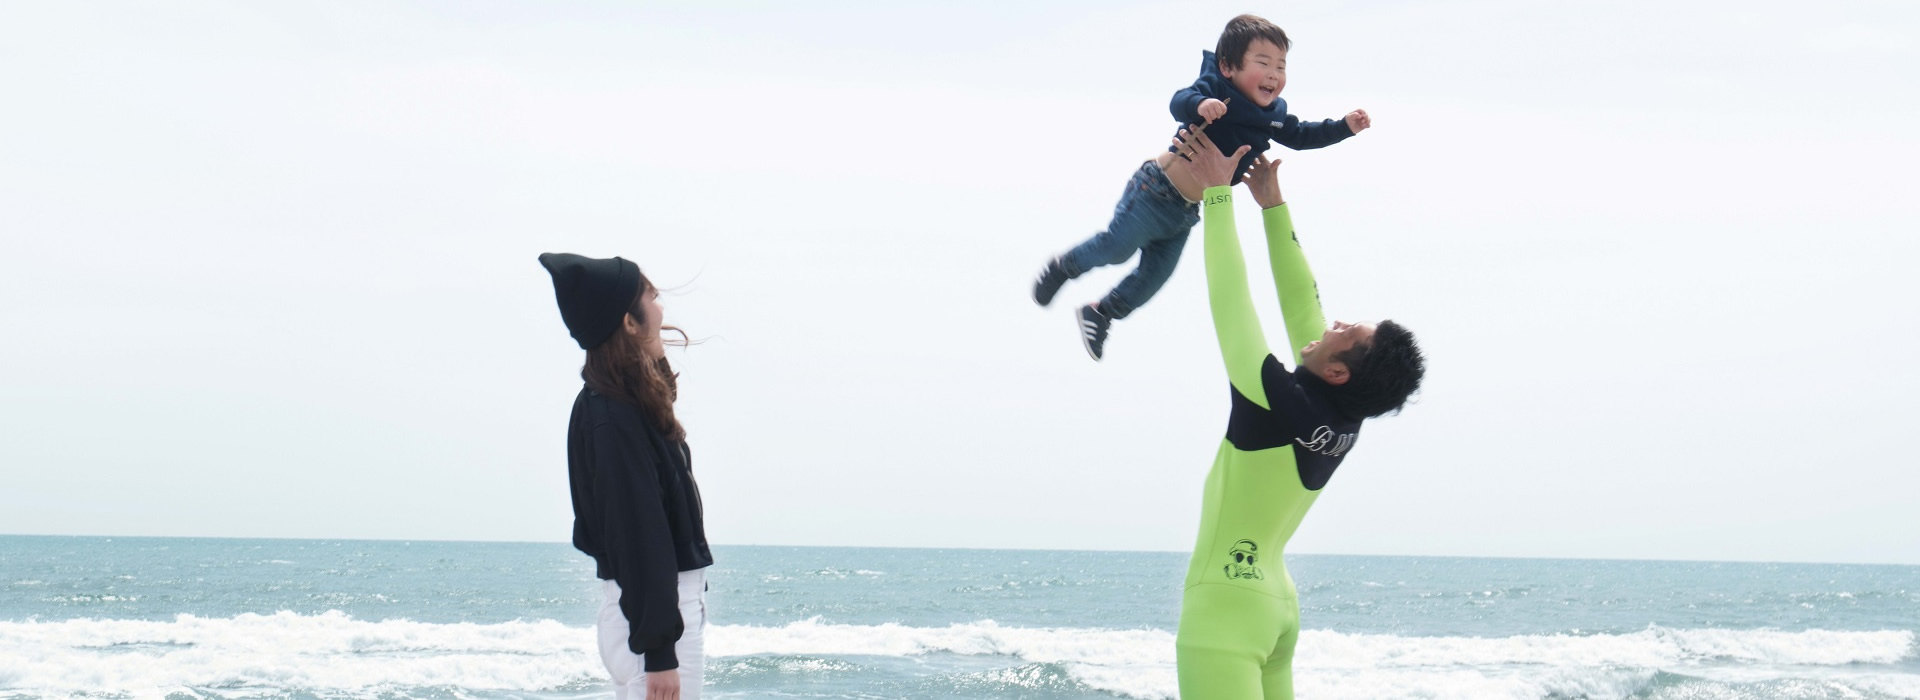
[1220, 39, 1287, 107]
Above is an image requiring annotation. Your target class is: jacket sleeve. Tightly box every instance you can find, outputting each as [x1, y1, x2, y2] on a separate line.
[1202, 186, 1275, 408]
[567, 416, 600, 560]
[590, 423, 685, 672]
[1170, 78, 1222, 125]
[1270, 113, 1355, 151]
[1260, 204, 1328, 365]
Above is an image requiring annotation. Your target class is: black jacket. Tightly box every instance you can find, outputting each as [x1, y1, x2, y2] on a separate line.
[567, 386, 712, 672]
[1168, 51, 1356, 184]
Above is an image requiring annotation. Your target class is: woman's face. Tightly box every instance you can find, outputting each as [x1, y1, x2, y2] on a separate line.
[626, 285, 665, 357]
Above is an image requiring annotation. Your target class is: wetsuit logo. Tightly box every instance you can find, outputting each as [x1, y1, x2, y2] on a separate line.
[1224, 539, 1265, 580]
[1295, 425, 1354, 457]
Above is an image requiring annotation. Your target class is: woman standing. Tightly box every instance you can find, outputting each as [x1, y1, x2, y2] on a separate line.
[540, 253, 712, 700]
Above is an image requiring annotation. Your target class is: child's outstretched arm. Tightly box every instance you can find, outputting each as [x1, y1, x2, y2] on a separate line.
[1177, 127, 1271, 406]
[1270, 109, 1366, 151]
[1242, 155, 1328, 365]
[1172, 84, 1211, 123]
[1171, 86, 1229, 125]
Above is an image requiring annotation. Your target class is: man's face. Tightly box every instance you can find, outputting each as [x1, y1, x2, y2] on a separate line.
[1301, 320, 1376, 379]
[1221, 39, 1287, 108]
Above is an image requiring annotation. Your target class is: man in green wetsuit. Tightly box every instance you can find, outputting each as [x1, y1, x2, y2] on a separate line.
[1171, 127, 1426, 699]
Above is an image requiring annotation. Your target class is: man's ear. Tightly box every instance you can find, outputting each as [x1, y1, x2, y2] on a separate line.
[1319, 361, 1351, 386]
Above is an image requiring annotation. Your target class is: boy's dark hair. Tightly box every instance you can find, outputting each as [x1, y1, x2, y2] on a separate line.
[1216, 14, 1291, 70]
[1326, 320, 1425, 419]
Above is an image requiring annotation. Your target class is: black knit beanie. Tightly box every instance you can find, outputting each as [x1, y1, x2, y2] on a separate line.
[538, 252, 641, 350]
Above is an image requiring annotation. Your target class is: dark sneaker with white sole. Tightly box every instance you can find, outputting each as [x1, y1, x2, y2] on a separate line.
[1033, 257, 1070, 307]
[1077, 304, 1111, 361]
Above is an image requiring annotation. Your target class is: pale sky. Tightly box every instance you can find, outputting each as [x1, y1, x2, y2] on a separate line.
[3, 0, 1916, 565]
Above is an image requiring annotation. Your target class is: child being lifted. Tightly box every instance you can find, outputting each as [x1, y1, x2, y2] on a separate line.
[1032, 14, 1371, 360]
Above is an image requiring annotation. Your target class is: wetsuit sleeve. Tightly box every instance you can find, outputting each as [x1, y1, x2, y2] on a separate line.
[1270, 113, 1356, 151]
[1261, 204, 1328, 365]
[590, 424, 684, 672]
[1202, 185, 1274, 409]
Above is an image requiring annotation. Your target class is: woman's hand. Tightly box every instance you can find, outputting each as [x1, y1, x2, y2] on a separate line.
[1174, 126, 1250, 191]
[646, 669, 680, 700]
[1243, 154, 1285, 210]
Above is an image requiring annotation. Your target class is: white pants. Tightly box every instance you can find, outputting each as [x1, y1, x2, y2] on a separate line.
[597, 568, 707, 700]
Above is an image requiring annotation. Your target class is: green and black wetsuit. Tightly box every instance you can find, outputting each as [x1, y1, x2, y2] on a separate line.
[1175, 187, 1363, 700]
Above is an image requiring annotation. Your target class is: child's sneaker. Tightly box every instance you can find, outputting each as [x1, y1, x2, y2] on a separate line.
[1033, 257, 1070, 307]
[1076, 304, 1111, 360]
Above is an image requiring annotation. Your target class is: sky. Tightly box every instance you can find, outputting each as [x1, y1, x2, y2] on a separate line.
[2, 0, 1916, 565]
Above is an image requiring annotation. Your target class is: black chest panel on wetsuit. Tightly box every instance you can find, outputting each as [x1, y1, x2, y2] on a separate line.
[1225, 354, 1363, 491]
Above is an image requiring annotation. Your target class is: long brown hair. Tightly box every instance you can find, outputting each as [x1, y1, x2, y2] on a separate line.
[581, 275, 688, 442]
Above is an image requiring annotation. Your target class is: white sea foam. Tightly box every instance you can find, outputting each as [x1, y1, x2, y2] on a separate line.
[703, 620, 1916, 700]
[1855, 673, 1920, 699]
[0, 614, 1912, 699]
[704, 619, 1913, 669]
[1300, 626, 1917, 668]
[0, 611, 595, 697]
[706, 618, 1171, 666]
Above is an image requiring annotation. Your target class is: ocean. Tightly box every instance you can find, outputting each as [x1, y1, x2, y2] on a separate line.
[1, 535, 1915, 699]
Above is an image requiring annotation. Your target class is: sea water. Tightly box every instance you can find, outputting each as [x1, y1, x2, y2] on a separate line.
[2, 536, 1915, 699]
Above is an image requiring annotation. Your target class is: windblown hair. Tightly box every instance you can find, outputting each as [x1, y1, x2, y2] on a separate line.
[1216, 14, 1291, 70]
[1325, 320, 1425, 419]
[581, 275, 688, 442]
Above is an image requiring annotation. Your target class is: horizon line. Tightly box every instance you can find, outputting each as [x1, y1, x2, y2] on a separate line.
[4, 532, 1914, 569]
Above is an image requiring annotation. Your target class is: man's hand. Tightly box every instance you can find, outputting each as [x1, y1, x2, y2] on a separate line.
[646, 669, 680, 700]
[1243, 154, 1285, 210]
[1174, 126, 1250, 190]
[1345, 109, 1371, 134]
[1198, 98, 1228, 124]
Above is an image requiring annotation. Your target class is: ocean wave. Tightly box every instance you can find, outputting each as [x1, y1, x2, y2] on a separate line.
[702, 620, 1915, 699]
[710, 654, 865, 680]
[1301, 626, 1917, 668]
[706, 618, 1169, 667]
[703, 618, 1914, 668]
[0, 614, 1912, 698]
[934, 661, 1110, 696]
[38, 595, 139, 604]
[0, 611, 595, 694]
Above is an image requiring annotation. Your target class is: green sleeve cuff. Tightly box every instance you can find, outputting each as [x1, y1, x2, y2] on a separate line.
[1262, 202, 1292, 230]
[1202, 186, 1233, 210]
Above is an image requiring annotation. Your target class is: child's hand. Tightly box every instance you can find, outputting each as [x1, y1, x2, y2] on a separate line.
[1345, 109, 1371, 134]
[1199, 98, 1228, 124]
[1242, 154, 1285, 210]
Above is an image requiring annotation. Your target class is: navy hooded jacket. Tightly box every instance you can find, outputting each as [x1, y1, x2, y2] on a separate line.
[1168, 51, 1356, 184]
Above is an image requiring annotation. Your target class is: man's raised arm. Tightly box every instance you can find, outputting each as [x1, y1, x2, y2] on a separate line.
[1242, 155, 1328, 367]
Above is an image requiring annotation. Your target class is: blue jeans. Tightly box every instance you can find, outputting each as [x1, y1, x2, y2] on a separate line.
[1060, 160, 1200, 319]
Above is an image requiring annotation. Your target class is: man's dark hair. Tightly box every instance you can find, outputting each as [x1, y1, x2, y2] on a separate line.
[1215, 14, 1291, 70]
[1326, 320, 1425, 419]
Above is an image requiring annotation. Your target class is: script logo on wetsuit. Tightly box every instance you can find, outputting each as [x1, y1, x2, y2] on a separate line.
[1295, 425, 1354, 458]
[1224, 539, 1264, 580]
